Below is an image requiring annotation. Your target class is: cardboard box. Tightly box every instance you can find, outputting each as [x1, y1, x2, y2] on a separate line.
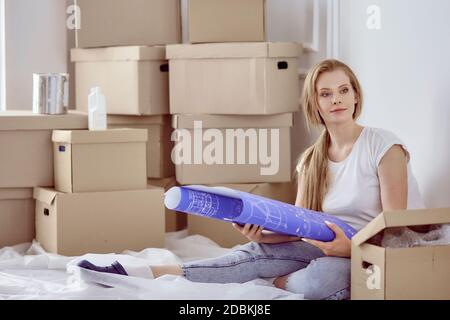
[167, 42, 302, 115]
[72, 46, 170, 115]
[107, 115, 175, 178]
[172, 114, 293, 184]
[351, 208, 450, 300]
[34, 186, 165, 256]
[74, 0, 181, 48]
[148, 177, 187, 232]
[188, 182, 297, 248]
[188, 0, 265, 43]
[52, 129, 147, 193]
[0, 188, 35, 248]
[0, 111, 88, 188]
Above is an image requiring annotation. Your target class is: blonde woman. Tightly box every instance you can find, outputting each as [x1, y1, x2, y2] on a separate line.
[76, 59, 424, 300]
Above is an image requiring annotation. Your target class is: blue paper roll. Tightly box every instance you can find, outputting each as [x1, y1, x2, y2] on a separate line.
[165, 185, 357, 242]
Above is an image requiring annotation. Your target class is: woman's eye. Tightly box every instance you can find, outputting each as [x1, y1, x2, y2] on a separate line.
[341, 88, 349, 94]
[320, 93, 330, 97]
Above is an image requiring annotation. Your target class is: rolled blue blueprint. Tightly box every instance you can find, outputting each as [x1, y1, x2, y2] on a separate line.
[165, 185, 357, 242]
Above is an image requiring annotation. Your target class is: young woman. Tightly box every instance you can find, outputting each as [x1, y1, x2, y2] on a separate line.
[77, 59, 425, 300]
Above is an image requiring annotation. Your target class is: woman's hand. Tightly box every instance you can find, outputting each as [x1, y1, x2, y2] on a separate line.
[232, 223, 265, 243]
[302, 221, 352, 257]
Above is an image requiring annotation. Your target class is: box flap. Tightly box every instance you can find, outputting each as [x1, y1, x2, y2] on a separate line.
[107, 115, 171, 126]
[167, 42, 302, 59]
[172, 113, 293, 129]
[382, 208, 450, 227]
[33, 187, 58, 205]
[352, 213, 387, 247]
[352, 208, 450, 246]
[0, 188, 33, 200]
[71, 46, 166, 62]
[52, 128, 148, 144]
[0, 111, 88, 131]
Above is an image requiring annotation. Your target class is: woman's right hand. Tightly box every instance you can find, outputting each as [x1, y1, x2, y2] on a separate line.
[232, 223, 265, 243]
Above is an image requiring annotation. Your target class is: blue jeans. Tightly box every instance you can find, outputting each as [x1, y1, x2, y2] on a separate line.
[181, 240, 350, 300]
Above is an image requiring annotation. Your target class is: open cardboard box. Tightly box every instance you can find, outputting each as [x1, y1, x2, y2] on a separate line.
[351, 208, 450, 300]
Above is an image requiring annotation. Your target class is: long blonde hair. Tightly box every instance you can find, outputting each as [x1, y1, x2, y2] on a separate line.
[297, 59, 363, 211]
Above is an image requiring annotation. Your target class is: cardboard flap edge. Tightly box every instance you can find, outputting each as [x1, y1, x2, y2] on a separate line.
[352, 213, 387, 246]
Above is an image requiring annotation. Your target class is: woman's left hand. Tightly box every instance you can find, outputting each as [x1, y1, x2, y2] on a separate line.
[302, 221, 352, 258]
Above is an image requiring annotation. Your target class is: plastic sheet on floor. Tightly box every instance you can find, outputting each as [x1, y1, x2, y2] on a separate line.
[0, 231, 304, 300]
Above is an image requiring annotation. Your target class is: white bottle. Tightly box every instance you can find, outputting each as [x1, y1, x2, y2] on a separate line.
[88, 87, 107, 131]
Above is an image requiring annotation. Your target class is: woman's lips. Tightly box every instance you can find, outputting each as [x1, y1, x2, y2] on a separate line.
[330, 108, 347, 113]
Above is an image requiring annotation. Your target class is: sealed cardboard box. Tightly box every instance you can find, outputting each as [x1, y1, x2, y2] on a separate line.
[0, 111, 88, 188]
[108, 115, 174, 178]
[72, 46, 170, 115]
[74, 0, 181, 48]
[0, 189, 35, 248]
[351, 208, 450, 300]
[52, 129, 147, 193]
[188, 182, 297, 248]
[188, 0, 265, 43]
[167, 42, 302, 115]
[34, 186, 165, 256]
[148, 177, 187, 232]
[172, 114, 293, 184]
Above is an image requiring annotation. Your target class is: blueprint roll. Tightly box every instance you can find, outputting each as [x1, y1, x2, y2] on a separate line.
[164, 185, 357, 242]
[164, 186, 244, 221]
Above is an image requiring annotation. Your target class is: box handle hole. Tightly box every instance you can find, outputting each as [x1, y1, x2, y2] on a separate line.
[44, 208, 50, 216]
[278, 61, 289, 70]
[160, 64, 169, 73]
[362, 261, 373, 269]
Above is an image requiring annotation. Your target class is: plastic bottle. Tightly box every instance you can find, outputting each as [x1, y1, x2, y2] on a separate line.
[88, 87, 107, 131]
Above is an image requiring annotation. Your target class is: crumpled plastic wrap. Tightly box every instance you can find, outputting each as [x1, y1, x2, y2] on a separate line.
[370, 224, 450, 248]
[0, 231, 304, 300]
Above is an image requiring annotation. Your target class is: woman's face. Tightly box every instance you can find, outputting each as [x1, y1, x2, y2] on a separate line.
[316, 69, 358, 126]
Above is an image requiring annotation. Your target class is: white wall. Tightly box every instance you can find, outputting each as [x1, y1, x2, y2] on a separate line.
[0, 0, 5, 111]
[340, 0, 450, 208]
[4, 0, 67, 110]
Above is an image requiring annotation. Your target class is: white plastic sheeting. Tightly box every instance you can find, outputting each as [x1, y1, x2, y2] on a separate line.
[0, 231, 304, 300]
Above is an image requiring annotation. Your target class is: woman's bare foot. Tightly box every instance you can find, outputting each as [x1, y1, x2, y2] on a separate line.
[151, 265, 183, 278]
[273, 274, 290, 290]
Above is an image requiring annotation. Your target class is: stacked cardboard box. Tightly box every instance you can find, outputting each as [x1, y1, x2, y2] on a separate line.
[0, 111, 88, 248]
[71, 0, 182, 232]
[74, 0, 181, 48]
[34, 129, 165, 256]
[187, 0, 266, 44]
[167, 1, 302, 247]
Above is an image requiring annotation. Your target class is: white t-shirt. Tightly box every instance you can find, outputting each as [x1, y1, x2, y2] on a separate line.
[319, 127, 425, 231]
